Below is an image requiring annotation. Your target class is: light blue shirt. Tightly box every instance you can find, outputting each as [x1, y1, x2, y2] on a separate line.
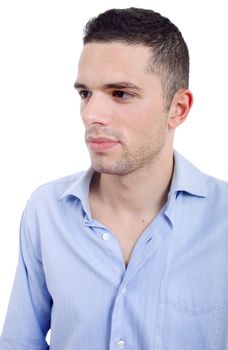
[1, 151, 228, 350]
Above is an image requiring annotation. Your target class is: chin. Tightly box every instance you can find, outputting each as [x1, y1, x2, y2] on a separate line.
[90, 159, 135, 176]
[91, 164, 118, 175]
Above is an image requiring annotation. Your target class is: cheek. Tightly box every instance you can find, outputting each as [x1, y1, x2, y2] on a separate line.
[121, 106, 159, 132]
[125, 112, 168, 148]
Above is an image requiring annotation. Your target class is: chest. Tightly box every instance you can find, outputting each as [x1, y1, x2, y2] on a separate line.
[89, 204, 158, 267]
[44, 209, 228, 350]
[110, 225, 143, 267]
[95, 216, 155, 267]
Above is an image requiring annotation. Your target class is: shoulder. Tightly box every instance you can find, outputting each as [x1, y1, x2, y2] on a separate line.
[204, 173, 228, 200]
[200, 173, 228, 219]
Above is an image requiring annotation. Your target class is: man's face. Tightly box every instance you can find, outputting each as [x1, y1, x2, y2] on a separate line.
[75, 42, 170, 175]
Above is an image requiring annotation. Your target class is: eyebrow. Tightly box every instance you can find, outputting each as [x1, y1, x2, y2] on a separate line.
[74, 81, 142, 91]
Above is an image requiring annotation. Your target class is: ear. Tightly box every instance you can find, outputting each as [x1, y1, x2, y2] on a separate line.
[168, 89, 193, 129]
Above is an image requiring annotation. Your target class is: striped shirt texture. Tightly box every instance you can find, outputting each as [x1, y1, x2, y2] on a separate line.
[0, 151, 228, 349]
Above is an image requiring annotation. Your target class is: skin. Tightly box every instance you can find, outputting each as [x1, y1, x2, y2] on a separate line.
[75, 42, 193, 265]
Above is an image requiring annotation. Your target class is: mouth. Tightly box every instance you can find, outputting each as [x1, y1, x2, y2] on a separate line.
[86, 137, 120, 152]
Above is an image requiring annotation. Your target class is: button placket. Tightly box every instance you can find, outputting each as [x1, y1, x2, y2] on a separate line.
[120, 286, 126, 294]
[102, 233, 110, 241]
[117, 339, 125, 348]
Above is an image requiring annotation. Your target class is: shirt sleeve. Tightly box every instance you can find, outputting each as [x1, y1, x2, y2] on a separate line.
[0, 206, 52, 350]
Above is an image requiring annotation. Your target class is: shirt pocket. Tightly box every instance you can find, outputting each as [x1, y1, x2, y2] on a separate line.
[155, 284, 228, 350]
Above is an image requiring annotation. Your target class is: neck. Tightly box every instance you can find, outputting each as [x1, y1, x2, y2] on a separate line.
[90, 148, 174, 216]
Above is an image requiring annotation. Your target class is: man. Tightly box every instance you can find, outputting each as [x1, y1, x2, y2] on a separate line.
[0, 7, 228, 350]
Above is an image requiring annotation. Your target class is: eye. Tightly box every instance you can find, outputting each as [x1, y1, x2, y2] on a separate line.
[78, 90, 91, 99]
[112, 90, 132, 100]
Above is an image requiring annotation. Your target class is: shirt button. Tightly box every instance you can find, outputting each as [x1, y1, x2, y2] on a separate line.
[120, 286, 126, 293]
[102, 233, 110, 241]
[117, 339, 125, 348]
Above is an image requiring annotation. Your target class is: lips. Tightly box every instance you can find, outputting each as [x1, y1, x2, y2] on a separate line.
[86, 137, 119, 152]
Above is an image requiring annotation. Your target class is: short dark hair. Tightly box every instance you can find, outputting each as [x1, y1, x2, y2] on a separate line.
[83, 7, 189, 110]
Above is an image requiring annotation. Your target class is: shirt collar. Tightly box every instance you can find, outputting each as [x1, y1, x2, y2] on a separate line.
[170, 150, 208, 198]
[59, 150, 208, 216]
[59, 167, 94, 217]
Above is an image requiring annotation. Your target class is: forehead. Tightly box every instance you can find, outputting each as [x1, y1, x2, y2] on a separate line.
[77, 42, 152, 85]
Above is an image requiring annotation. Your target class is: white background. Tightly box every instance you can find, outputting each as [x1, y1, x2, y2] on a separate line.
[0, 0, 228, 334]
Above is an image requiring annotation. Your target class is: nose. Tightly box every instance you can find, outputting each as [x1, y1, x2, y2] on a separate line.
[81, 92, 112, 126]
